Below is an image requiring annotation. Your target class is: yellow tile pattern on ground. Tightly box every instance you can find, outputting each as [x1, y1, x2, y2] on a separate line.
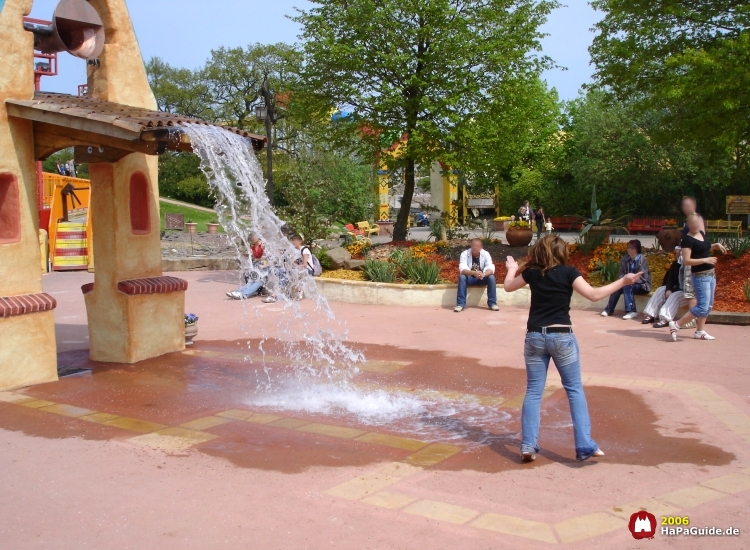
[355, 432, 428, 451]
[361, 491, 417, 509]
[403, 499, 479, 525]
[631, 379, 665, 389]
[269, 417, 311, 430]
[554, 512, 627, 543]
[40, 404, 96, 418]
[700, 400, 742, 415]
[682, 386, 723, 401]
[19, 399, 57, 409]
[715, 414, 750, 435]
[179, 416, 232, 431]
[216, 409, 254, 421]
[700, 474, 750, 495]
[657, 486, 725, 508]
[405, 443, 461, 467]
[182, 349, 225, 357]
[661, 381, 700, 391]
[587, 376, 635, 387]
[471, 513, 557, 544]
[298, 423, 366, 439]
[0, 392, 36, 404]
[244, 413, 283, 424]
[80, 412, 120, 424]
[326, 462, 421, 500]
[609, 499, 680, 520]
[104, 417, 167, 433]
[358, 360, 411, 373]
[129, 427, 217, 452]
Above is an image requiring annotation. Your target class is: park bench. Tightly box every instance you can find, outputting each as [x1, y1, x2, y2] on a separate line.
[627, 218, 666, 234]
[548, 215, 583, 231]
[706, 220, 742, 238]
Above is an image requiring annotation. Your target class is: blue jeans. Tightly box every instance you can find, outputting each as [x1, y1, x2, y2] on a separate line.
[457, 274, 497, 307]
[605, 283, 648, 314]
[521, 331, 598, 461]
[690, 272, 715, 318]
[238, 279, 263, 298]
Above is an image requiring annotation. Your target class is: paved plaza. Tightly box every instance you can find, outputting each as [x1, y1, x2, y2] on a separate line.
[1, 271, 749, 548]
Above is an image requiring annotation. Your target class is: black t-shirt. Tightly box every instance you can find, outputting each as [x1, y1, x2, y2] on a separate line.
[681, 231, 713, 273]
[521, 265, 582, 328]
[471, 255, 481, 271]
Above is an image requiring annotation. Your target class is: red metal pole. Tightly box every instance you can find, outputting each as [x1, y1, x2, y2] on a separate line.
[35, 74, 45, 214]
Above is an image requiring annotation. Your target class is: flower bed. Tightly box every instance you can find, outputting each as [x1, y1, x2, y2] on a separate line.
[333, 239, 750, 312]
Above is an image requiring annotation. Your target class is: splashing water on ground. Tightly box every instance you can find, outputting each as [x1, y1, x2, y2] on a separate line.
[184, 125, 511, 437]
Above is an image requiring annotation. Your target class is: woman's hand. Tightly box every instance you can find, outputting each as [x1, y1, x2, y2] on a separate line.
[622, 272, 643, 286]
[704, 256, 718, 265]
[712, 243, 729, 255]
[506, 256, 518, 271]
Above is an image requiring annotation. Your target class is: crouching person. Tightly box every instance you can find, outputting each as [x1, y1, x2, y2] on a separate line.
[455, 238, 499, 312]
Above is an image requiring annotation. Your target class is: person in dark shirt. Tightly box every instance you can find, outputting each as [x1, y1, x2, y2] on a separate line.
[669, 213, 728, 341]
[503, 235, 642, 462]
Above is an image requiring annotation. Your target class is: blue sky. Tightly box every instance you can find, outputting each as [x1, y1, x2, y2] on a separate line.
[30, 0, 600, 101]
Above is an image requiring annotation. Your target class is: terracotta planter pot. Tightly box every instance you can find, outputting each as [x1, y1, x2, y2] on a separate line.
[494, 220, 507, 231]
[184, 323, 198, 346]
[506, 227, 533, 247]
[376, 220, 394, 237]
[206, 223, 219, 234]
[185, 223, 197, 234]
[657, 227, 682, 252]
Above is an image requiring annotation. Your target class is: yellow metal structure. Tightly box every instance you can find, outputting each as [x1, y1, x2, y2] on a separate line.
[45, 173, 92, 271]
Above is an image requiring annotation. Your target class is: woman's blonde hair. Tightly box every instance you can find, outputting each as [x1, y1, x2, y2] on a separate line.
[526, 234, 569, 274]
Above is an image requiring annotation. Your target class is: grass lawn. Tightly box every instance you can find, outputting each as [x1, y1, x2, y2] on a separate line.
[159, 200, 223, 233]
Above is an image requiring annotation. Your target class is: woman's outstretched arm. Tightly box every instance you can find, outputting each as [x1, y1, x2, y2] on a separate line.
[572, 272, 643, 302]
[503, 256, 528, 292]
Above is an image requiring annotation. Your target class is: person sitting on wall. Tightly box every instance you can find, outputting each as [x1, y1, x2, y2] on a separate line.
[600, 239, 652, 319]
[641, 254, 688, 327]
[226, 231, 267, 300]
[454, 238, 499, 312]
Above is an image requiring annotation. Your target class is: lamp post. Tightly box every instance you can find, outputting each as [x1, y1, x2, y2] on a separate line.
[255, 79, 276, 205]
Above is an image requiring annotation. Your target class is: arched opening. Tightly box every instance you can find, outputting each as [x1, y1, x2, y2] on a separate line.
[0, 174, 21, 244]
[129, 171, 151, 235]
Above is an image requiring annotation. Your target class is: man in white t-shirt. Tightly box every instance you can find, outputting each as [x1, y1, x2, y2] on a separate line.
[455, 239, 498, 312]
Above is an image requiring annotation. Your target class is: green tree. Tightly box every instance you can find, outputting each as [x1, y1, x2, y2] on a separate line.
[276, 150, 374, 241]
[293, 0, 556, 240]
[146, 58, 216, 121]
[590, 0, 750, 175]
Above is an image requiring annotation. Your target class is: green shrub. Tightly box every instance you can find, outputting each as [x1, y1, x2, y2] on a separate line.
[716, 236, 750, 259]
[363, 260, 397, 283]
[315, 248, 333, 270]
[592, 258, 619, 283]
[744, 280, 750, 303]
[401, 259, 441, 285]
[575, 231, 607, 256]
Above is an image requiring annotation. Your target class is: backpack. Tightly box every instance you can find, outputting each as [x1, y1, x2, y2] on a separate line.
[302, 246, 323, 277]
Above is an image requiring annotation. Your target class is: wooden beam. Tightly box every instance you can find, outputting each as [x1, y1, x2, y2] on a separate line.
[32, 121, 158, 160]
[6, 101, 141, 142]
[74, 145, 133, 164]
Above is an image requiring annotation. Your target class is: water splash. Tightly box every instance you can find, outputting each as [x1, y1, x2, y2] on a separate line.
[183, 125, 511, 438]
[184, 124, 362, 383]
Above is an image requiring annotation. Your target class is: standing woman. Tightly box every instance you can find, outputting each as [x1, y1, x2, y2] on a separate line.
[535, 207, 545, 240]
[669, 213, 728, 341]
[504, 235, 643, 462]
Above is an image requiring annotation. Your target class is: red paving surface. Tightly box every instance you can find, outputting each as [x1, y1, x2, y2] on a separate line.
[0, 270, 748, 548]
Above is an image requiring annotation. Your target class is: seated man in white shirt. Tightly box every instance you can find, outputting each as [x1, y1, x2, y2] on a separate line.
[455, 238, 499, 312]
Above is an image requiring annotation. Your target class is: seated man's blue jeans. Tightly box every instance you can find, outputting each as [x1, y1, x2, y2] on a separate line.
[238, 279, 263, 298]
[521, 331, 598, 461]
[604, 283, 648, 314]
[456, 274, 497, 307]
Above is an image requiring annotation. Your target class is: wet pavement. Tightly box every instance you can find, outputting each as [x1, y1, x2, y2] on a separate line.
[1, 271, 749, 548]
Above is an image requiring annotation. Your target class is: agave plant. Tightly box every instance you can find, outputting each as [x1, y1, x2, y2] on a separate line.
[579, 186, 629, 236]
